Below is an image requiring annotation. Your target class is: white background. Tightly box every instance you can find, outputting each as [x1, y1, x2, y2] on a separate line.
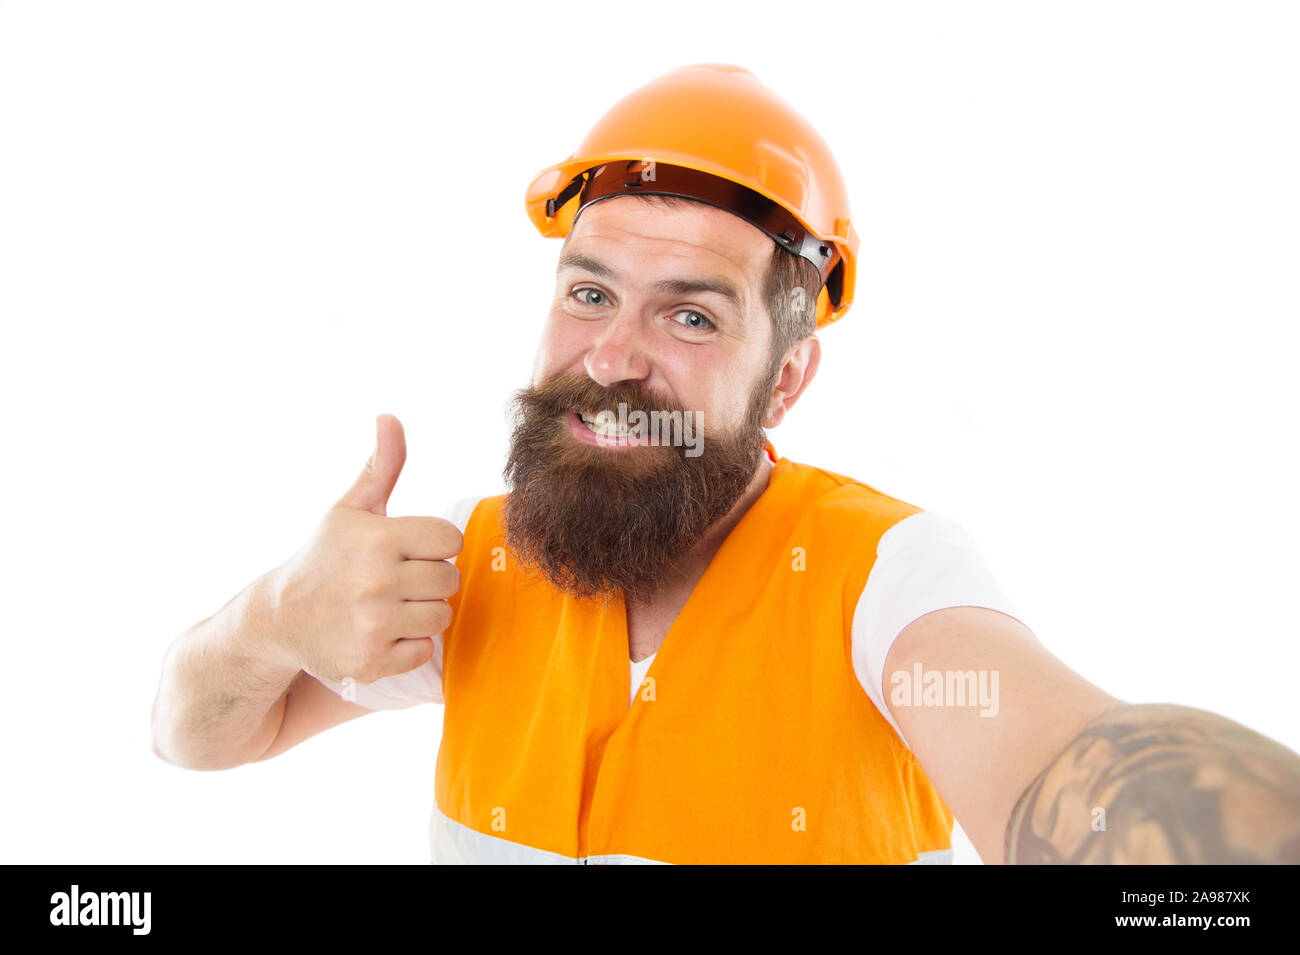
[1, 0, 1296, 865]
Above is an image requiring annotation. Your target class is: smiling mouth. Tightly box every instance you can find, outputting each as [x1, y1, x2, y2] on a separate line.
[576, 410, 634, 439]
[567, 409, 655, 449]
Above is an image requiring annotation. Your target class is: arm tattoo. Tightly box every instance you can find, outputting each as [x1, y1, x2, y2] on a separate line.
[1004, 703, 1300, 863]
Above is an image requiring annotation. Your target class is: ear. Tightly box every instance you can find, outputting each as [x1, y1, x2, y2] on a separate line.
[762, 335, 821, 429]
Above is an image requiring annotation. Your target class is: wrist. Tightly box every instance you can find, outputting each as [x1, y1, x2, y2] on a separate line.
[231, 567, 303, 681]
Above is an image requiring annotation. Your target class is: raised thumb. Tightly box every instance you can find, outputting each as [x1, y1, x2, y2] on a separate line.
[336, 413, 406, 515]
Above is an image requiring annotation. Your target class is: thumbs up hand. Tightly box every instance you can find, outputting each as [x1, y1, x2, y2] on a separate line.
[335, 412, 410, 516]
[264, 414, 463, 686]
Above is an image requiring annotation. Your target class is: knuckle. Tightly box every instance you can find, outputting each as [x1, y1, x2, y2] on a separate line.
[354, 570, 392, 601]
[414, 640, 437, 667]
[407, 638, 437, 668]
[344, 646, 378, 684]
[431, 600, 453, 631]
[432, 519, 463, 555]
[352, 601, 392, 640]
[429, 562, 458, 597]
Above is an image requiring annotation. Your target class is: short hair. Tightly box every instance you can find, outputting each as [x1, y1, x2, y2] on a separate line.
[760, 229, 822, 384]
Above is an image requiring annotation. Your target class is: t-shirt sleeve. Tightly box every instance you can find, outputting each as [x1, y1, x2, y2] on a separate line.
[849, 509, 1027, 751]
[315, 494, 483, 710]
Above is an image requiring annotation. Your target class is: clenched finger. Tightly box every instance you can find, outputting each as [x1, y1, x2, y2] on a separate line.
[391, 599, 452, 638]
[375, 637, 437, 680]
[389, 516, 463, 561]
[396, 559, 459, 600]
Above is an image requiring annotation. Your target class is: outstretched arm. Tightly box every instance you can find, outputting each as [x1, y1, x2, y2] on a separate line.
[1004, 702, 1300, 864]
[884, 606, 1300, 863]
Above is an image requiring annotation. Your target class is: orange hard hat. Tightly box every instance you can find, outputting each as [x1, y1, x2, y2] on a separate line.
[524, 63, 860, 328]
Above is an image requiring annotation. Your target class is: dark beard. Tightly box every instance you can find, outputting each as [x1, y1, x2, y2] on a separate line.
[501, 370, 772, 605]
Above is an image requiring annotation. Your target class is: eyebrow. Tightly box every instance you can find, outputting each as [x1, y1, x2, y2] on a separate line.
[556, 251, 745, 315]
[557, 251, 613, 280]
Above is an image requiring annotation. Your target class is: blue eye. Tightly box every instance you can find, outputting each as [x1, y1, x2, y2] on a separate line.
[573, 287, 607, 306]
[673, 309, 713, 330]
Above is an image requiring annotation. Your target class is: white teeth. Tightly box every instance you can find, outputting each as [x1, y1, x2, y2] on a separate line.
[579, 412, 631, 438]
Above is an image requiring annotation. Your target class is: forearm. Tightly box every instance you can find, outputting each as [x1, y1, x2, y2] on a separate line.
[1004, 702, 1300, 863]
[151, 571, 301, 771]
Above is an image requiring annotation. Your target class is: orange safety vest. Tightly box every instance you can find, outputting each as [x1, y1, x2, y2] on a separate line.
[432, 448, 955, 864]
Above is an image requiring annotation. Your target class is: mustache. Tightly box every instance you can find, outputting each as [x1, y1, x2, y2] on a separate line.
[510, 372, 691, 421]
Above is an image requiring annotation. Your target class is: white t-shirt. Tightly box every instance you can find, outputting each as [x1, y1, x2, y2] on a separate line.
[628, 652, 657, 707]
[320, 496, 1024, 751]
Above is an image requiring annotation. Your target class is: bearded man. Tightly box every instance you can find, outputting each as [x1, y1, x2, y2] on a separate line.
[152, 64, 1300, 865]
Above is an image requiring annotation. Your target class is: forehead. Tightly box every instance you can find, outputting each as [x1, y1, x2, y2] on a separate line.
[560, 196, 774, 299]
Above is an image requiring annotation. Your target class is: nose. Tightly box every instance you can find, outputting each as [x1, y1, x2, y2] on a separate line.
[583, 310, 652, 389]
